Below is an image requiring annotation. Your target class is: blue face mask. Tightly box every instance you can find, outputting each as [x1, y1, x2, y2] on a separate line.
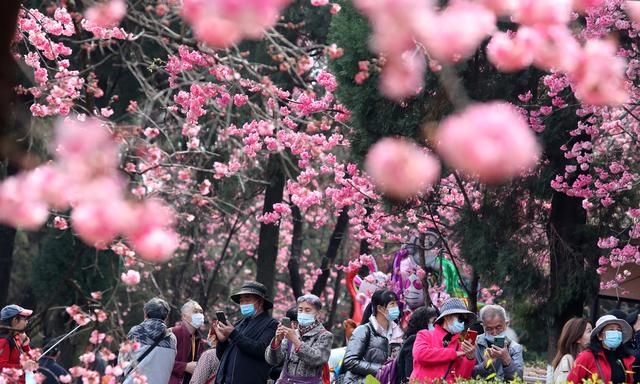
[386, 306, 400, 321]
[603, 330, 623, 349]
[240, 303, 256, 317]
[298, 312, 316, 326]
[427, 324, 435, 331]
[449, 318, 465, 334]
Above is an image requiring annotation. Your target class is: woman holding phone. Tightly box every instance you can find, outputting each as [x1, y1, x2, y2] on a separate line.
[265, 294, 333, 383]
[411, 298, 476, 383]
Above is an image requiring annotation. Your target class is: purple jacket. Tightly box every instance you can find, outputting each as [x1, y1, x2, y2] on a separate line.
[170, 322, 208, 384]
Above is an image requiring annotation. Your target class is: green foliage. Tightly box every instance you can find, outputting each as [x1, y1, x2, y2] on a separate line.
[328, 0, 443, 159]
[32, 227, 120, 306]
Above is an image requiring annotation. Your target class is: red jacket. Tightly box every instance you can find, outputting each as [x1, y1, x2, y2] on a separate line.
[169, 322, 208, 384]
[567, 349, 635, 384]
[410, 325, 475, 383]
[0, 334, 31, 384]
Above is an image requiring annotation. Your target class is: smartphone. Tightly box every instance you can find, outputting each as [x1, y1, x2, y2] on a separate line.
[466, 330, 478, 344]
[216, 311, 227, 324]
[494, 336, 505, 348]
[281, 317, 291, 328]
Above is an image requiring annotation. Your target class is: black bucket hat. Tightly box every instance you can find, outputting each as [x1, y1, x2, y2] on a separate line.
[230, 281, 273, 310]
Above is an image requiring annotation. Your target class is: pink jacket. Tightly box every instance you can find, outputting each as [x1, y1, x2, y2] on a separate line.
[410, 325, 475, 383]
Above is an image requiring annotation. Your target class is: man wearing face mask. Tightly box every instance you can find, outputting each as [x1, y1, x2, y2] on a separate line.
[170, 300, 209, 384]
[213, 281, 278, 384]
[472, 304, 524, 381]
[411, 298, 476, 383]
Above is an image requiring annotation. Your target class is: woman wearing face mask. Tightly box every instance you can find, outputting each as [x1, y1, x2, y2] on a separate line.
[265, 294, 333, 383]
[395, 306, 438, 384]
[410, 298, 476, 383]
[340, 289, 404, 384]
[567, 315, 635, 384]
[551, 318, 592, 383]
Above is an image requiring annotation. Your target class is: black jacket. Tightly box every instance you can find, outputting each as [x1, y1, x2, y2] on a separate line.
[38, 357, 69, 384]
[215, 312, 278, 384]
[395, 335, 417, 384]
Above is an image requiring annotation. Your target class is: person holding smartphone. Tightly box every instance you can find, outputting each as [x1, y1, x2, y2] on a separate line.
[265, 294, 333, 384]
[472, 304, 524, 381]
[411, 298, 476, 383]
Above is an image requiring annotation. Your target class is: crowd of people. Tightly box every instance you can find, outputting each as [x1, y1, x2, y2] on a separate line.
[1, 281, 640, 383]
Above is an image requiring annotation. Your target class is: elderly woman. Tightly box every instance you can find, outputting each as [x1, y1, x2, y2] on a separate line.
[266, 294, 333, 384]
[567, 315, 636, 384]
[411, 298, 476, 383]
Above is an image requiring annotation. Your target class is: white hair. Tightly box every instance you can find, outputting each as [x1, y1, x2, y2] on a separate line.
[181, 300, 200, 314]
[479, 304, 509, 322]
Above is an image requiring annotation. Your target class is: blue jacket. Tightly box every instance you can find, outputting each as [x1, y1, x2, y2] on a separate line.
[472, 334, 524, 381]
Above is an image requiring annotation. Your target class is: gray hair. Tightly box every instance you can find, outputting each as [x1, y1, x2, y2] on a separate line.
[479, 304, 509, 322]
[144, 297, 170, 320]
[297, 294, 322, 310]
[181, 300, 200, 314]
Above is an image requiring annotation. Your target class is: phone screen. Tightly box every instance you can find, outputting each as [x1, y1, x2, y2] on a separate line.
[281, 317, 291, 328]
[494, 336, 505, 348]
[216, 311, 227, 324]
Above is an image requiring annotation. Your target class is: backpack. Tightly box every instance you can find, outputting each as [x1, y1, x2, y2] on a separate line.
[375, 358, 398, 384]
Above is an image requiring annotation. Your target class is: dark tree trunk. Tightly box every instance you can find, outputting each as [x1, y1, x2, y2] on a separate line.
[546, 191, 598, 362]
[469, 269, 479, 313]
[256, 154, 286, 299]
[325, 268, 344, 332]
[0, 1, 21, 306]
[0, 224, 16, 304]
[287, 205, 304, 299]
[311, 207, 349, 296]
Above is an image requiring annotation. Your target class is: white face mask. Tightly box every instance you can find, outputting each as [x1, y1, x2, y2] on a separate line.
[190, 313, 205, 328]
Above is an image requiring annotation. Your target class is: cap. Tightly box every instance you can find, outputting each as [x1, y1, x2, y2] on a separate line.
[0, 305, 33, 321]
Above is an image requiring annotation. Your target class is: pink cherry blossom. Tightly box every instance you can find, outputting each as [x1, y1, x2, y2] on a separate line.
[365, 137, 440, 200]
[53, 216, 69, 230]
[436, 102, 541, 183]
[379, 53, 425, 100]
[626, 1, 640, 24]
[417, 1, 496, 63]
[129, 228, 179, 263]
[85, 0, 127, 29]
[121, 270, 141, 286]
[486, 30, 535, 72]
[512, 0, 573, 26]
[574, 0, 606, 12]
[181, 0, 292, 48]
[570, 39, 628, 106]
[71, 200, 130, 246]
[530, 25, 581, 73]
[478, 0, 516, 15]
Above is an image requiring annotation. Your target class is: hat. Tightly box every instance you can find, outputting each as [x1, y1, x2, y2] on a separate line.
[434, 298, 474, 324]
[591, 315, 633, 343]
[230, 281, 273, 310]
[0, 305, 33, 321]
